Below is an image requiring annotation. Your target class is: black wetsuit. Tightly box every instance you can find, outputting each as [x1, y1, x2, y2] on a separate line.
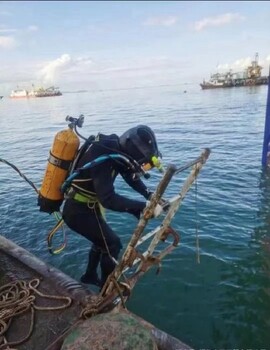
[62, 133, 151, 285]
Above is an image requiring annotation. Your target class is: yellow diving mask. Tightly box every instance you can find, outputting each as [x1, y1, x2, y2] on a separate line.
[142, 156, 164, 173]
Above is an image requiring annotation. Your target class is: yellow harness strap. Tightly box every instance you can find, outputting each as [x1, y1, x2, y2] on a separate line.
[72, 191, 106, 219]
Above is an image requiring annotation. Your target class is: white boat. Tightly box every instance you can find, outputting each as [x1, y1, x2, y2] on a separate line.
[10, 89, 30, 98]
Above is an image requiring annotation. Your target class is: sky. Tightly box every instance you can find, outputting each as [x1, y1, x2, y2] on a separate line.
[1, 1, 270, 95]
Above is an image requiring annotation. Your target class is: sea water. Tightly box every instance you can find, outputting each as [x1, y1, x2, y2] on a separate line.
[0, 84, 269, 349]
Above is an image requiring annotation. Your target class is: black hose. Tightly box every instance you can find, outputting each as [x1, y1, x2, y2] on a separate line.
[0, 157, 39, 194]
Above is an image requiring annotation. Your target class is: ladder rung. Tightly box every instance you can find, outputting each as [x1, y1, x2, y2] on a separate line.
[123, 239, 172, 274]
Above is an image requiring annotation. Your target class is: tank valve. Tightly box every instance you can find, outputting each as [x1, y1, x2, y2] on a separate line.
[66, 114, 84, 129]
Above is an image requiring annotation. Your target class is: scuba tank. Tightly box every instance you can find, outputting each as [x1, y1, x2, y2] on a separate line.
[38, 115, 84, 214]
[38, 115, 152, 214]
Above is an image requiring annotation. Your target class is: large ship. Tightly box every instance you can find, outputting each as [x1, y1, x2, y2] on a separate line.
[34, 86, 62, 97]
[10, 86, 62, 98]
[200, 53, 268, 89]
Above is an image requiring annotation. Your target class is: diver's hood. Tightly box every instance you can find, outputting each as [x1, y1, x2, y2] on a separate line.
[119, 125, 161, 165]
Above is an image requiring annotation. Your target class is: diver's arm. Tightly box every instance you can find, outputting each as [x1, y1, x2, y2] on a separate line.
[121, 171, 152, 199]
[92, 163, 146, 214]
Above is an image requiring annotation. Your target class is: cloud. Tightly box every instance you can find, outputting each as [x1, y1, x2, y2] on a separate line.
[27, 25, 38, 32]
[193, 13, 245, 31]
[217, 55, 269, 72]
[37, 54, 93, 83]
[217, 58, 251, 71]
[0, 36, 16, 49]
[0, 28, 17, 33]
[143, 16, 178, 27]
[0, 24, 38, 36]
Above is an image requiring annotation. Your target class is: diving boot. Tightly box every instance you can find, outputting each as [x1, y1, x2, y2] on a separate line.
[80, 273, 102, 287]
[100, 252, 117, 288]
[80, 246, 102, 287]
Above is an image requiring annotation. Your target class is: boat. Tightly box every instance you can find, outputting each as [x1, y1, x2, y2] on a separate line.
[34, 86, 62, 97]
[0, 234, 191, 350]
[10, 86, 62, 98]
[10, 89, 30, 98]
[0, 96, 3, 99]
[200, 53, 269, 89]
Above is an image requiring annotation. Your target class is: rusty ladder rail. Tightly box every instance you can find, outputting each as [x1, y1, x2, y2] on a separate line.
[99, 148, 211, 307]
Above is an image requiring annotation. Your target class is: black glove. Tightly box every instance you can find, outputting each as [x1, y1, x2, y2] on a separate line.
[145, 190, 153, 200]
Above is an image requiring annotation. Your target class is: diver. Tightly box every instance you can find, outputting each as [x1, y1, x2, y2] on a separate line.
[62, 125, 165, 288]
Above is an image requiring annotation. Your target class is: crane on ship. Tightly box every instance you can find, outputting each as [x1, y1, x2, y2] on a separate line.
[246, 52, 263, 79]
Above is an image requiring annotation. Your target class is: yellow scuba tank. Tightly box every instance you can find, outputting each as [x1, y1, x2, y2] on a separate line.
[38, 124, 80, 214]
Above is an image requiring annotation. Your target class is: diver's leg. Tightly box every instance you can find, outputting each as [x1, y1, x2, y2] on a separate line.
[80, 245, 102, 286]
[62, 200, 122, 287]
[98, 225, 123, 287]
[62, 200, 103, 286]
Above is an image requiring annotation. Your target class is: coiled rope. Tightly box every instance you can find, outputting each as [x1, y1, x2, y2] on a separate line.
[0, 278, 72, 349]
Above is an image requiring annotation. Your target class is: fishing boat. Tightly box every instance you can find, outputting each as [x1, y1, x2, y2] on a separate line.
[34, 86, 62, 97]
[10, 86, 62, 98]
[200, 53, 269, 90]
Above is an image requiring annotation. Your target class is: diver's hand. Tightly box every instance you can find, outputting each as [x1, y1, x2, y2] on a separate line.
[158, 198, 170, 211]
[152, 196, 171, 212]
[130, 209, 143, 220]
[148, 193, 169, 210]
[146, 201, 164, 218]
[153, 203, 164, 217]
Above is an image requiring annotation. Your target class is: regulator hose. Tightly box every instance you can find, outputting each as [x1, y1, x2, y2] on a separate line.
[61, 153, 141, 194]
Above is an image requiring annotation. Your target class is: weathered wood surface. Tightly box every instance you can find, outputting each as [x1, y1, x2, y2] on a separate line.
[0, 235, 192, 350]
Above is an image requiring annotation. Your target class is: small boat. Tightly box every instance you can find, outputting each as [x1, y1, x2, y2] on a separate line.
[0, 96, 3, 99]
[10, 89, 30, 98]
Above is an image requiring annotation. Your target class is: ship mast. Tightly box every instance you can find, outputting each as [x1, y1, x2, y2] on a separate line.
[247, 52, 262, 79]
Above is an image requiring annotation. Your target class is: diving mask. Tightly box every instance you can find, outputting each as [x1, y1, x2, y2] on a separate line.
[142, 156, 164, 173]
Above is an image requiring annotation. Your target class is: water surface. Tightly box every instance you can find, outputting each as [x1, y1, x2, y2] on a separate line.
[0, 84, 269, 349]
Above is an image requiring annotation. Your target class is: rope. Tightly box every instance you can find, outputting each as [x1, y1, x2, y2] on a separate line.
[93, 205, 118, 266]
[0, 278, 72, 349]
[0, 157, 67, 254]
[80, 294, 104, 319]
[0, 158, 39, 194]
[194, 169, 200, 264]
[47, 217, 67, 255]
